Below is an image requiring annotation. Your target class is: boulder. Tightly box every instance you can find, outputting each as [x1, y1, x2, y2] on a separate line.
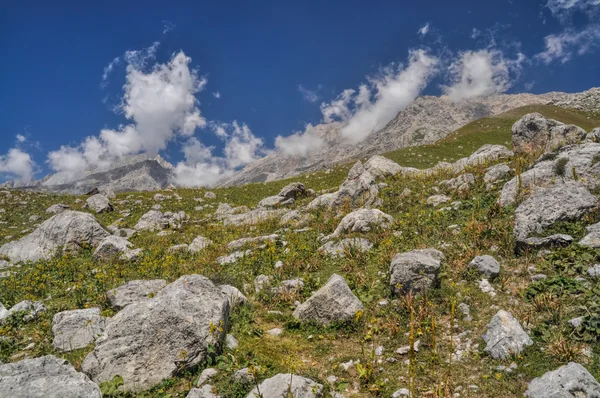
[318, 238, 373, 257]
[514, 182, 597, 240]
[516, 234, 573, 253]
[187, 385, 219, 398]
[221, 208, 286, 227]
[189, 236, 213, 253]
[247, 374, 323, 398]
[106, 279, 167, 309]
[220, 285, 249, 308]
[579, 221, 600, 248]
[293, 274, 363, 325]
[134, 210, 189, 231]
[468, 255, 500, 280]
[217, 250, 250, 265]
[329, 161, 379, 211]
[588, 127, 600, 142]
[512, 113, 586, 154]
[306, 192, 337, 210]
[390, 248, 444, 295]
[86, 194, 113, 214]
[525, 362, 600, 398]
[52, 308, 107, 352]
[500, 143, 600, 206]
[364, 155, 403, 179]
[204, 191, 217, 199]
[0, 300, 46, 325]
[82, 275, 230, 392]
[327, 208, 393, 239]
[278, 182, 307, 200]
[483, 163, 511, 184]
[46, 203, 70, 214]
[0, 211, 110, 263]
[280, 210, 313, 226]
[0, 355, 101, 398]
[483, 310, 532, 359]
[440, 174, 475, 192]
[427, 195, 451, 207]
[227, 234, 279, 250]
[92, 235, 133, 260]
[452, 144, 514, 172]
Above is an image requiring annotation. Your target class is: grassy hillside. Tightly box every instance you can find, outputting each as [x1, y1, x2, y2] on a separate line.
[383, 105, 600, 169]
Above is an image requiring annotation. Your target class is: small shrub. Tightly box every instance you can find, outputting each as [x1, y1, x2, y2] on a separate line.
[553, 157, 569, 176]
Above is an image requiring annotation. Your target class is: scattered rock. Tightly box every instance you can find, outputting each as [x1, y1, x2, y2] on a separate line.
[391, 388, 410, 398]
[187, 385, 219, 398]
[326, 208, 393, 239]
[306, 192, 337, 210]
[440, 174, 475, 192]
[86, 194, 113, 214]
[204, 192, 216, 199]
[93, 235, 134, 260]
[329, 161, 379, 211]
[106, 279, 167, 309]
[52, 308, 107, 352]
[254, 274, 271, 293]
[189, 236, 212, 253]
[217, 250, 251, 265]
[293, 274, 363, 326]
[484, 163, 512, 185]
[81, 275, 230, 392]
[516, 234, 573, 253]
[0, 355, 102, 398]
[483, 310, 532, 359]
[427, 195, 451, 207]
[197, 368, 218, 386]
[273, 278, 304, 295]
[587, 264, 600, 278]
[389, 248, 444, 295]
[0, 211, 110, 263]
[512, 113, 586, 154]
[134, 210, 189, 231]
[318, 238, 373, 257]
[247, 374, 323, 398]
[266, 328, 284, 337]
[514, 181, 597, 240]
[364, 155, 408, 179]
[220, 285, 249, 308]
[0, 300, 46, 325]
[227, 234, 279, 250]
[46, 203, 70, 214]
[469, 255, 500, 280]
[525, 362, 600, 398]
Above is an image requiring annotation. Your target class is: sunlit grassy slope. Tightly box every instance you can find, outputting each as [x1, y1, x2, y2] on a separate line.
[383, 105, 600, 169]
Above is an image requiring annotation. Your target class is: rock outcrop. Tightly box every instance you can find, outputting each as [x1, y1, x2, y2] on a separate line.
[390, 248, 444, 295]
[525, 362, 600, 398]
[483, 310, 532, 359]
[52, 308, 107, 352]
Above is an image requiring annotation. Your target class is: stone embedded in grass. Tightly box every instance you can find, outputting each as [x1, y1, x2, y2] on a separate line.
[220, 285, 249, 308]
[134, 210, 189, 231]
[168, 244, 189, 252]
[389, 248, 444, 295]
[515, 234, 573, 254]
[587, 264, 600, 278]
[217, 250, 251, 265]
[469, 255, 500, 280]
[483, 310, 532, 359]
[86, 194, 113, 214]
[525, 362, 600, 398]
[318, 238, 373, 258]
[364, 155, 405, 179]
[93, 235, 134, 260]
[440, 173, 475, 192]
[329, 161, 380, 212]
[0, 210, 110, 264]
[196, 368, 218, 387]
[253, 274, 271, 293]
[272, 278, 304, 295]
[204, 191, 217, 199]
[106, 279, 167, 309]
[52, 308, 107, 352]
[189, 236, 212, 253]
[187, 385, 219, 398]
[0, 355, 102, 398]
[0, 300, 46, 325]
[483, 163, 511, 185]
[227, 234, 279, 250]
[513, 181, 597, 240]
[512, 113, 586, 155]
[326, 208, 393, 240]
[426, 195, 451, 207]
[579, 221, 600, 248]
[246, 373, 323, 398]
[81, 275, 230, 392]
[45, 203, 70, 214]
[293, 273, 363, 326]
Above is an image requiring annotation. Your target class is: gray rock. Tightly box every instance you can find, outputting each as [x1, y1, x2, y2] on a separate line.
[512, 113, 586, 154]
[204, 191, 217, 199]
[187, 385, 219, 398]
[0, 211, 109, 264]
[280, 210, 313, 226]
[364, 155, 408, 179]
[258, 195, 289, 208]
[392, 388, 410, 397]
[588, 127, 600, 142]
[168, 244, 189, 252]
[197, 367, 218, 386]
[106, 279, 167, 309]
[217, 250, 250, 265]
[52, 308, 107, 352]
[525, 362, 600, 398]
[516, 234, 574, 253]
[318, 238, 373, 257]
[587, 264, 600, 278]
[254, 274, 271, 293]
[189, 236, 212, 253]
[326, 208, 393, 239]
[569, 317, 584, 328]
[220, 285, 249, 308]
[46, 203, 70, 214]
[227, 234, 279, 250]
[579, 222, 600, 248]
[514, 182, 597, 240]
[293, 274, 363, 325]
[469, 255, 500, 280]
[0, 300, 46, 325]
[484, 164, 511, 184]
[247, 373, 323, 398]
[0, 260, 13, 270]
[233, 367, 255, 384]
[483, 310, 532, 359]
[82, 275, 230, 392]
[278, 182, 307, 199]
[86, 194, 113, 214]
[134, 210, 189, 231]
[29, 215, 42, 222]
[273, 278, 304, 295]
[0, 355, 102, 398]
[225, 334, 238, 350]
[329, 161, 379, 211]
[93, 235, 133, 260]
[266, 328, 284, 337]
[452, 144, 514, 172]
[390, 248, 444, 295]
[306, 192, 337, 210]
[120, 248, 143, 261]
[440, 174, 475, 192]
[427, 195, 451, 207]
[221, 208, 287, 227]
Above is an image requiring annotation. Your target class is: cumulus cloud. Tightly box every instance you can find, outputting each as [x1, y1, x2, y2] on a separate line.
[418, 23, 430, 36]
[536, 25, 600, 63]
[48, 43, 207, 181]
[298, 85, 319, 103]
[0, 148, 36, 183]
[172, 121, 266, 187]
[274, 124, 324, 157]
[442, 49, 525, 100]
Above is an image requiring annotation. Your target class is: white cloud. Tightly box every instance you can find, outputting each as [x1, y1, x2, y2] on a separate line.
[0, 148, 36, 183]
[298, 85, 319, 102]
[16, 134, 26, 143]
[213, 91, 221, 99]
[48, 44, 207, 181]
[320, 89, 355, 123]
[337, 49, 439, 143]
[442, 49, 525, 100]
[172, 122, 265, 187]
[536, 25, 600, 63]
[101, 56, 121, 87]
[162, 20, 176, 34]
[418, 23, 430, 36]
[546, 0, 600, 19]
[275, 124, 324, 157]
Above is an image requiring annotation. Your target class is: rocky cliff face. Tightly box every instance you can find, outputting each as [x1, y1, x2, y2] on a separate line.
[7, 154, 174, 194]
[220, 90, 597, 186]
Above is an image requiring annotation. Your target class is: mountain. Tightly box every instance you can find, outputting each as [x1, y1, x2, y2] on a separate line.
[5, 154, 174, 194]
[220, 88, 600, 186]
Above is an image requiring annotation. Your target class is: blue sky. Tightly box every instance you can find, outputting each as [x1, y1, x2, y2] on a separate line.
[1, 0, 599, 185]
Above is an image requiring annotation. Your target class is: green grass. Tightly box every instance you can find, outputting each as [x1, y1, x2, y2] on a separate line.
[383, 105, 600, 169]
